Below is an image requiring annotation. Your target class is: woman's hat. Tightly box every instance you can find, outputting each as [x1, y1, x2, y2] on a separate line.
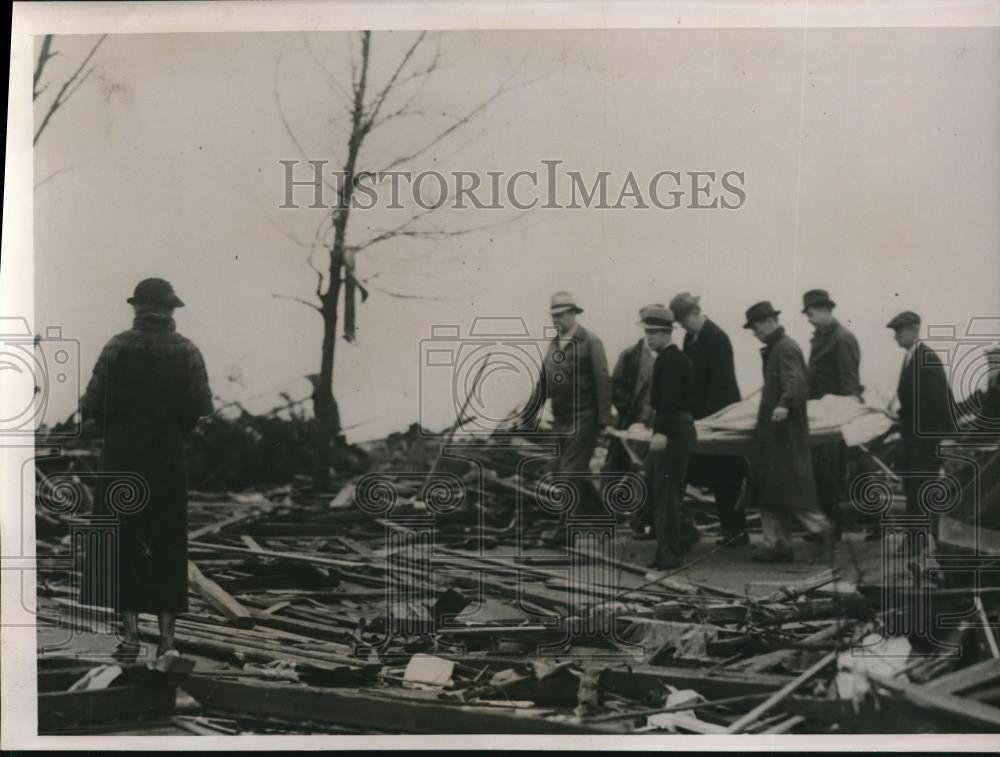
[127, 278, 185, 308]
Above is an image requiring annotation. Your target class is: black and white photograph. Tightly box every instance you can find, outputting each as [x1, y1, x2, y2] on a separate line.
[3, 0, 1000, 749]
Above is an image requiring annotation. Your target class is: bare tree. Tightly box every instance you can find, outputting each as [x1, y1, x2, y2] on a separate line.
[33, 34, 108, 146]
[274, 31, 527, 490]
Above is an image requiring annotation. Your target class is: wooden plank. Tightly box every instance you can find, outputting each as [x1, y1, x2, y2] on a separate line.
[871, 674, 1000, 731]
[187, 560, 254, 629]
[188, 509, 266, 541]
[600, 664, 793, 701]
[725, 650, 837, 733]
[38, 684, 176, 732]
[926, 658, 1000, 695]
[938, 516, 1000, 555]
[179, 675, 620, 734]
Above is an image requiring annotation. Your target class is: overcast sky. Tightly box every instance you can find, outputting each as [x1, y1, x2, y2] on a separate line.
[34, 27, 1000, 441]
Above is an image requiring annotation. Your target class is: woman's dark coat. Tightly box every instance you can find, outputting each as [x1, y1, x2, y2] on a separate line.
[82, 312, 213, 613]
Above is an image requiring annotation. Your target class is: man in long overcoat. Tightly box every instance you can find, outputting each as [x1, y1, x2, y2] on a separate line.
[670, 292, 749, 546]
[802, 289, 862, 540]
[743, 301, 831, 562]
[887, 311, 953, 521]
[82, 278, 214, 661]
[524, 291, 613, 536]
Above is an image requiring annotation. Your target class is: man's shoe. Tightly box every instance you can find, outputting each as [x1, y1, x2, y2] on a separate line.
[718, 532, 750, 547]
[804, 527, 840, 543]
[751, 548, 794, 563]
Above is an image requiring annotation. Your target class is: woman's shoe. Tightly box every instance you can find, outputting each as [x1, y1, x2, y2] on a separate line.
[112, 640, 141, 664]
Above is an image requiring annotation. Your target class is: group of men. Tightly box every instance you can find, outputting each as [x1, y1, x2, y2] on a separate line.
[527, 288, 958, 568]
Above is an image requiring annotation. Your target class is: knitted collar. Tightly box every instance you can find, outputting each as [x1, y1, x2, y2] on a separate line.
[133, 311, 177, 333]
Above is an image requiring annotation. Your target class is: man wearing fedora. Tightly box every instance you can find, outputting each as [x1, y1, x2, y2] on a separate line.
[606, 303, 664, 538]
[82, 277, 214, 662]
[743, 301, 831, 562]
[670, 292, 749, 547]
[523, 291, 613, 530]
[886, 311, 953, 525]
[642, 306, 697, 569]
[802, 289, 862, 542]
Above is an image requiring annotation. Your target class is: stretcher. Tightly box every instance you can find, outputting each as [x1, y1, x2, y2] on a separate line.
[609, 393, 895, 458]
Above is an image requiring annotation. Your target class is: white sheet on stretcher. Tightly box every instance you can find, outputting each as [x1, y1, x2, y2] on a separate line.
[610, 394, 894, 449]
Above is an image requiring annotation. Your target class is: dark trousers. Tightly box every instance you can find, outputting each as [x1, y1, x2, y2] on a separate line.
[650, 422, 696, 566]
[812, 440, 847, 529]
[901, 435, 941, 516]
[603, 434, 651, 531]
[685, 453, 748, 535]
[554, 414, 603, 517]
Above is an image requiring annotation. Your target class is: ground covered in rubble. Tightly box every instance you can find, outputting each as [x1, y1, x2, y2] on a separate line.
[32, 429, 1000, 735]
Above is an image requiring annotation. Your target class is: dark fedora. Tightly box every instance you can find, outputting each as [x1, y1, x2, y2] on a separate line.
[801, 289, 836, 313]
[639, 305, 675, 330]
[743, 301, 781, 329]
[886, 311, 920, 330]
[669, 292, 701, 320]
[127, 278, 185, 308]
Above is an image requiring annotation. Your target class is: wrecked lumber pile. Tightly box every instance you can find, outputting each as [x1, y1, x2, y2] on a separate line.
[32, 436, 1000, 735]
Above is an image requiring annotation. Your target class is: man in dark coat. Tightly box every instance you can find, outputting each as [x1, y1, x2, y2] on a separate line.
[606, 303, 662, 537]
[524, 291, 613, 535]
[802, 289, 862, 541]
[954, 346, 1000, 430]
[82, 278, 213, 661]
[887, 311, 953, 519]
[743, 302, 831, 562]
[671, 292, 749, 546]
[643, 306, 697, 569]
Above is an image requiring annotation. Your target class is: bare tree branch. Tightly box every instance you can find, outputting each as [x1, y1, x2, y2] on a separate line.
[362, 31, 427, 132]
[363, 280, 464, 301]
[33, 161, 88, 191]
[33, 35, 56, 101]
[375, 75, 535, 174]
[34, 34, 107, 145]
[271, 292, 322, 313]
[301, 32, 354, 108]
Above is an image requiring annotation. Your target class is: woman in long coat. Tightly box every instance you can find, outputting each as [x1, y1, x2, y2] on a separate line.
[82, 278, 213, 660]
[743, 302, 831, 562]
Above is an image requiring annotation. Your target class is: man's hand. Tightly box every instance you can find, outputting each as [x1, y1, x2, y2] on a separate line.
[650, 433, 668, 451]
[771, 406, 789, 424]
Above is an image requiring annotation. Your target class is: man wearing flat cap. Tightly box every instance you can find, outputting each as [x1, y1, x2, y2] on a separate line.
[802, 289, 862, 541]
[743, 301, 831, 562]
[606, 303, 664, 538]
[524, 291, 613, 529]
[82, 277, 214, 662]
[670, 292, 749, 546]
[642, 306, 697, 569]
[954, 345, 1000, 430]
[886, 311, 953, 524]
